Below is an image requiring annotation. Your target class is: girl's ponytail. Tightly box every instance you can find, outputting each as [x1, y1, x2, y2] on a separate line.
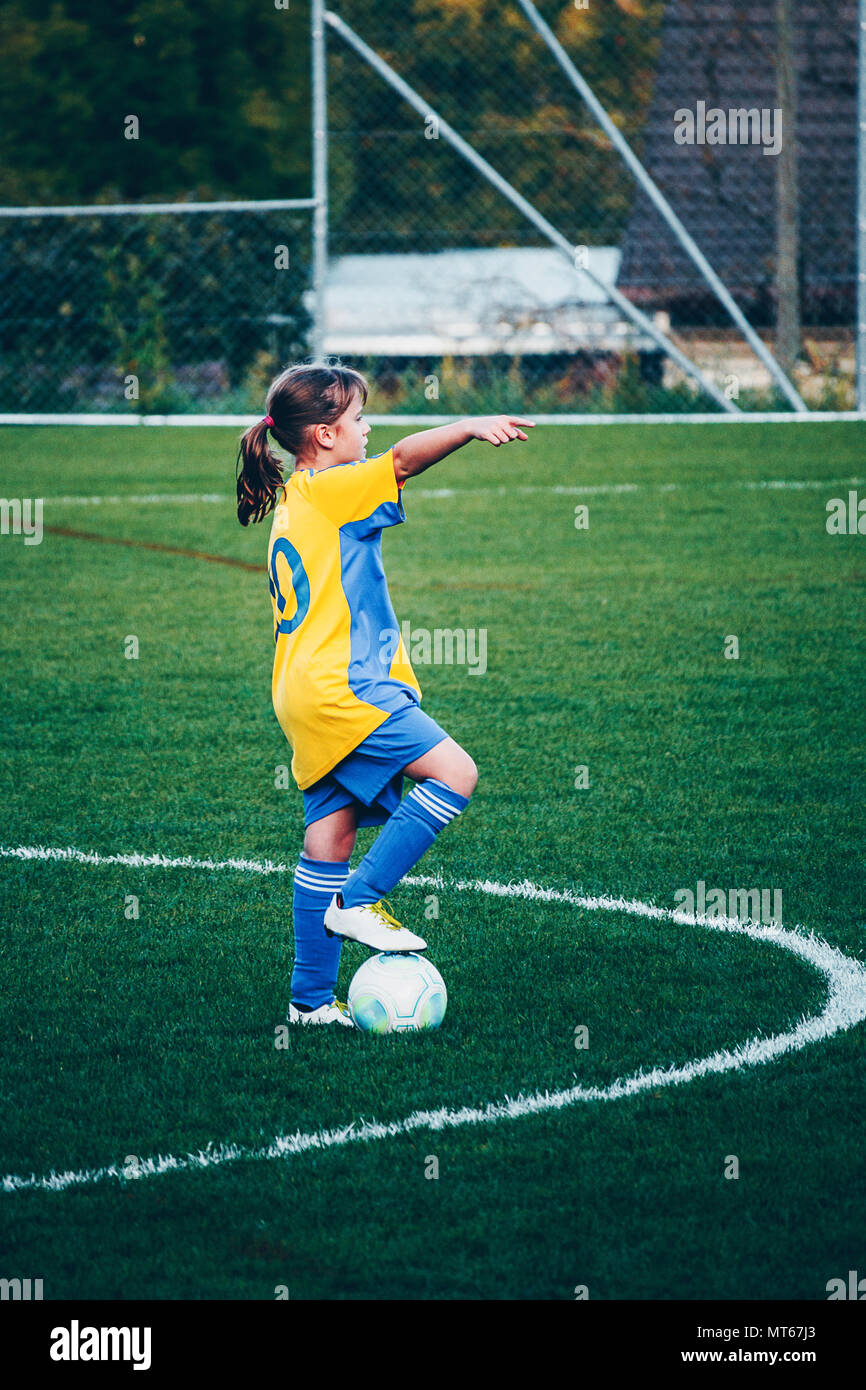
[236, 362, 368, 526]
[236, 418, 285, 527]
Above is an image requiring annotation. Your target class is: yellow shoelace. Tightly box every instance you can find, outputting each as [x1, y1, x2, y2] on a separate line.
[370, 898, 403, 931]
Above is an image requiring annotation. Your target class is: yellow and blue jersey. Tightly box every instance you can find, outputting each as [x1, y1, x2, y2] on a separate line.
[267, 447, 421, 790]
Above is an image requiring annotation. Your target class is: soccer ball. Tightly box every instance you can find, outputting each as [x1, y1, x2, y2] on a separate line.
[348, 952, 447, 1034]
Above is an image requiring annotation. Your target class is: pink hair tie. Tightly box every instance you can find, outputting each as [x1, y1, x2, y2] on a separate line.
[263, 414, 274, 428]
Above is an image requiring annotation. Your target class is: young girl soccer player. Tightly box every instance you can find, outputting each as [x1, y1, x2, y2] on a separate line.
[237, 364, 533, 1027]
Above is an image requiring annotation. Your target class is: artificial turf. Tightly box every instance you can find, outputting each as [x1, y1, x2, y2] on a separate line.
[0, 420, 864, 1299]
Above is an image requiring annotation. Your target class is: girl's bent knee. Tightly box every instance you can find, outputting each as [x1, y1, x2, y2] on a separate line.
[452, 754, 478, 798]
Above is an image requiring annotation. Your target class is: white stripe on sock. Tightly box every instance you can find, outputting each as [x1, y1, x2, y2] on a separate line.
[293, 869, 349, 892]
[409, 786, 454, 825]
[417, 782, 462, 817]
[412, 787, 455, 821]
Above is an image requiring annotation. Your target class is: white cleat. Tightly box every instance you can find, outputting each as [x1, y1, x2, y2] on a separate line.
[324, 894, 427, 952]
[288, 998, 356, 1028]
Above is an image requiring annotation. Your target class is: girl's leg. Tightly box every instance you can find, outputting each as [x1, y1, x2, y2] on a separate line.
[303, 805, 358, 862]
[339, 739, 477, 910]
[291, 805, 358, 1009]
[402, 737, 478, 796]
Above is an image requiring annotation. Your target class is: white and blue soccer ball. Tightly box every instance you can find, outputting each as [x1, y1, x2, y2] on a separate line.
[348, 952, 447, 1034]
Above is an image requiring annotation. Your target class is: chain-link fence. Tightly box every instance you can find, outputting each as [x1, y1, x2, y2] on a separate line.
[0, 206, 311, 414]
[326, 0, 859, 414]
[0, 0, 859, 416]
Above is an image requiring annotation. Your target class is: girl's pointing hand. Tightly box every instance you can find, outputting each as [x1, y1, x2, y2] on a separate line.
[467, 415, 536, 445]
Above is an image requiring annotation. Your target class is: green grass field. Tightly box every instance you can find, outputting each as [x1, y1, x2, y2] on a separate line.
[1, 420, 864, 1300]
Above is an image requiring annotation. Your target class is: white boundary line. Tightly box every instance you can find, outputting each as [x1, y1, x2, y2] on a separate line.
[45, 475, 866, 505]
[1, 411, 866, 427]
[2, 842, 865, 1194]
[51, 492, 230, 506]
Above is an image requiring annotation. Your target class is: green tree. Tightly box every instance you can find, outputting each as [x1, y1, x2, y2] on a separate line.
[0, 0, 311, 204]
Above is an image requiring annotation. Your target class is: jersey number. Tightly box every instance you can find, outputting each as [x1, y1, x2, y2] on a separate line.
[269, 538, 311, 639]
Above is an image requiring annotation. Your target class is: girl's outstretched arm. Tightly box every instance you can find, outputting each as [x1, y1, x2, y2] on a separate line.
[392, 415, 535, 483]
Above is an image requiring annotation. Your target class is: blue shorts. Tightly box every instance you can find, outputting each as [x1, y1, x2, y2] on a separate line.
[302, 693, 449, 828]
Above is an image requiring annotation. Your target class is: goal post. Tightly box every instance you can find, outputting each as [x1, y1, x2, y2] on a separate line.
[0, 1, 862, 425]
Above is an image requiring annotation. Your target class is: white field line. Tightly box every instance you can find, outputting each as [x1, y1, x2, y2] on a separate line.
[52, 492, 228, 506]
[0, 843, 289, 875]
[2, 843, 865, 1195]
[46, 475, 866, 505]
[3, 411, 866, 426]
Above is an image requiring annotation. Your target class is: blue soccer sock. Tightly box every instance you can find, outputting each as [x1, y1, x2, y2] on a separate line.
[291, 855, 351, 1009]
[340, 779, 470, 909]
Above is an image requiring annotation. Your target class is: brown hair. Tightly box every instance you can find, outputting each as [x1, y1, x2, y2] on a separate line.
[236, 363, 368, 526]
